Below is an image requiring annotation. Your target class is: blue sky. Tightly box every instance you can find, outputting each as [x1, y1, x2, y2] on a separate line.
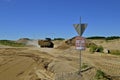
[0, 0, 120, 40]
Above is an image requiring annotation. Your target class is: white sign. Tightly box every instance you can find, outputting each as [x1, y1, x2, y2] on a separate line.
[75, 36, 86, 50]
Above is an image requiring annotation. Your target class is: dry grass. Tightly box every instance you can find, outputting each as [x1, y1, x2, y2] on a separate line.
[110, 50, 120, 55]
[89, 39, 120, 50]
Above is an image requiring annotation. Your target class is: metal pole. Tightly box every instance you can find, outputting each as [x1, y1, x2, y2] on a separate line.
[79, 50, 82, 75]
[79, 17, 82, 76]
[80, 17, 82, 36]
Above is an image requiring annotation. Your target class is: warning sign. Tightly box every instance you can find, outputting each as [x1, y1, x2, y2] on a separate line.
[75, 36, 86, 50]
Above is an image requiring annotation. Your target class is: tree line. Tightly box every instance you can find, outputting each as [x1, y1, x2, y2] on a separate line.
[86, 36, 120, 40]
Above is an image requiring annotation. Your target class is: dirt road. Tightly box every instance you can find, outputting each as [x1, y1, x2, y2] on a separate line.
[0, 47, 120, 80]
[0, 48, 54, 80]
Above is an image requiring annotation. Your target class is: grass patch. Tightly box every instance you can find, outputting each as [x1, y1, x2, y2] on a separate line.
[86, 41, 104, 53]
[89, 45, 98, 53]
[81, 63, 89, 69]
[95, 70, 105, 79]
[94, 70, 111, 80]
[89, 45, 103, 53]
[110, 50, 120, 55]
[0, 40, 25, 47]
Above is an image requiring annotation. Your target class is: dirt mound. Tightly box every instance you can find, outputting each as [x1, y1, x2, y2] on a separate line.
[65, 37, 96, 47]
[55, 42, 70, 50]
[17, 38, 31, 43]
[65, 37, 76, 46]
[53, 40, 65, 48]
[48, 61, 76, 73]
[17, 38, 40, 47]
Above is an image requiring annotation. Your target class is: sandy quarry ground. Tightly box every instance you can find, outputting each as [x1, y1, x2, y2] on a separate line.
[0, 39, 120, 80]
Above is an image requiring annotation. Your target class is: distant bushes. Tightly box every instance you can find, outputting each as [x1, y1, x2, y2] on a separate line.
[45, 38, 52, 41]
[87, 36, 120, 40]
[54, 38, 65, 41]
[0, 40, 25, 47]
[87, 36, 106, 39]
[105, 36, 120, 40]
[45, 37, 65, 41]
